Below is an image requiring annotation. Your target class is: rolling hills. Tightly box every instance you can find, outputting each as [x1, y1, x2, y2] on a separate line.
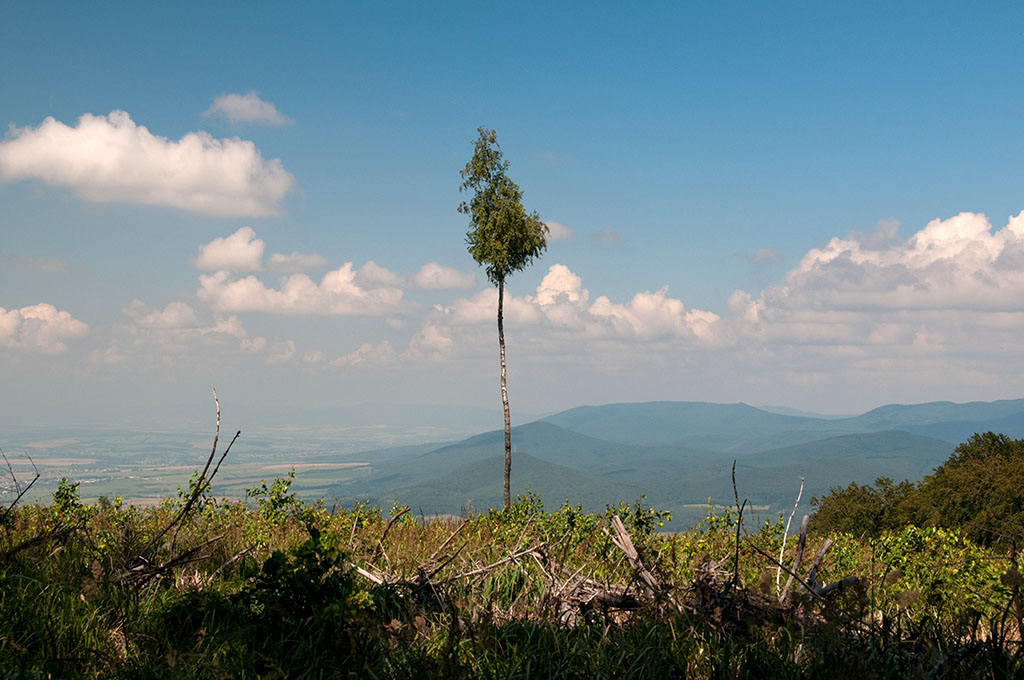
[325, 399, 1024, 528]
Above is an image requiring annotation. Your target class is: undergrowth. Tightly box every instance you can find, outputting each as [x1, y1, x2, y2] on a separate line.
[2, 480, 1023, 678]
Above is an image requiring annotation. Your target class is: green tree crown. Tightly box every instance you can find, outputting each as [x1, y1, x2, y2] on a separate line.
[458, 128, 548, 286]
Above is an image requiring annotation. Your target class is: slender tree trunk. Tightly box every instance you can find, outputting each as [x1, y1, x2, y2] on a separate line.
[498, 278, 511, 510]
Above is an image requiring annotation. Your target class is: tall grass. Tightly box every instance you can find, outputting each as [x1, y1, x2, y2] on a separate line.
[1, 486, 1022, 678]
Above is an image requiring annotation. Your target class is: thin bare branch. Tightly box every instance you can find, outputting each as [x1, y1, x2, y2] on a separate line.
[426, 521, 466, 564]
[2, 449, 41, 521]
[780, 514, 810, 603]
[206, 543, 258, 585]
[777, 476, 805, 595]
[143, 390, 239, 557]
[443, 542, 546, 583]
[371, 506, 410, 565]
[806, 538, 834, 592]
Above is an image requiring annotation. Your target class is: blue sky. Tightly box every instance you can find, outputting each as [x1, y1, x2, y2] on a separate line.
[3, 2, 1024, 428]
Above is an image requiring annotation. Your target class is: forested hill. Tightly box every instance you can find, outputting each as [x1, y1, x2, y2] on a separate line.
[327, 399, 1024, 528]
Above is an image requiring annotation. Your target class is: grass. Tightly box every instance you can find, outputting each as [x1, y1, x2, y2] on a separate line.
[1, 478, 1023, 678]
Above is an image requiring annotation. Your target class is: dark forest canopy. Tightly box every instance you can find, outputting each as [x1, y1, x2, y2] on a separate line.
[810, 432, 1024, 547]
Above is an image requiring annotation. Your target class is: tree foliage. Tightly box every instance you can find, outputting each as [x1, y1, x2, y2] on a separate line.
[458, 128, 547, 287]
[809, 477, 917, 537]
[921, 432, 1024, 546]
[810, 431, 1024, 547]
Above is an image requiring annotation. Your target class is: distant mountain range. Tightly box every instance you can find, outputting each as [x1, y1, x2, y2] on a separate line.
[325, 399, 1024, 528]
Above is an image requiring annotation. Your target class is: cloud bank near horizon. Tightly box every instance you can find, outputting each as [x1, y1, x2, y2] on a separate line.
[5, 211, 1024, 410]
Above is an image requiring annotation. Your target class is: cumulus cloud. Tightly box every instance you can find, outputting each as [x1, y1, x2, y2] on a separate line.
[412, 262, 476, 290]
[331, 341, 396, 367]
[536, 264, 586, 305]
[544, 221, 575, 242]
[126, 300, 202, 329]
[443, 288, 544, 326]
[406, 325, 454, 360]
[269, 251, 328, 272]
[354, 261, 402, 288]
[590, 289, 694, 340]
[745, 211, 1024, 315]
[118, 299, 302, 367]
[265, 340, 296, 365]
[195, 227, 265, 271]
[0, 111, 295, 216]
[204, 92, 294, 125]
[436, 263, 719, 343]
[197, 262, 405, 316]
[0, 303, 88, 354]
[719, 210, 1024, 381]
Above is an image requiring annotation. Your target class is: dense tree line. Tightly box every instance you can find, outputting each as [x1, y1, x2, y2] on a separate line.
[810, 432, 1024, 547]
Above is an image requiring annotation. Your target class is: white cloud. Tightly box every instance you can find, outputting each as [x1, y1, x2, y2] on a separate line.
[406, 325, 454, 360]
[0, 111, 295, 217]
[443, 288, 544, 326]
[736, 211, 1024, 321]
[128, 300, 202, 329]
[715, 211, 1024, 395]
[436, 264, 719, 343]
[204, 92, 294, 126]
[195, 227, 265, 271]
[197, 263, 405, 316]
[354, 261, 402, 288]
[117, 299, 303, 368]
[269, 251, 328, 272]
[0, 303, 88, 354]
[536, 264, 586, 305]
[412, 262, 476, 290]
[544, 221, 575, 242]
[331, 341, 396, 367]
[265, 340, 296, 365]
[589, 289, 693, 340]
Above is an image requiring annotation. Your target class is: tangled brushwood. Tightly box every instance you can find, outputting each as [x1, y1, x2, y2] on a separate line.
[2, 397, 1023, 678]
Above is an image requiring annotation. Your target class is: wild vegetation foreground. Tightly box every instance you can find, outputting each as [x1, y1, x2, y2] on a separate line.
[2, 478, 1023, 678]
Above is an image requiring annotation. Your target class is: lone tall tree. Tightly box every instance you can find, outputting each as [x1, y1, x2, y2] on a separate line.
[459, 128, 548, 510]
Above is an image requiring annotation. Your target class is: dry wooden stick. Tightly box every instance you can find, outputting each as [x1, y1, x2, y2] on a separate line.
[806, 538, 834, 592]
[426, 520, 466, 564]
[779, 514, 810, 603]
[371, 505, 410, 567]
[205, 542, 258, 585]
[606, 515, 660, 599]
[744, 539, 825, 604]
[1, 523, 77, 561]
[129, 533, 226, 587]
[777, 477, 805, 595]
[143, 389, 239, 556]
[351, 563, 386, 585]
[443, 542, 546, 583]
[423, 540, 468, 581]
[347, 508, 360, 550]
[171, 428, 239, 548]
